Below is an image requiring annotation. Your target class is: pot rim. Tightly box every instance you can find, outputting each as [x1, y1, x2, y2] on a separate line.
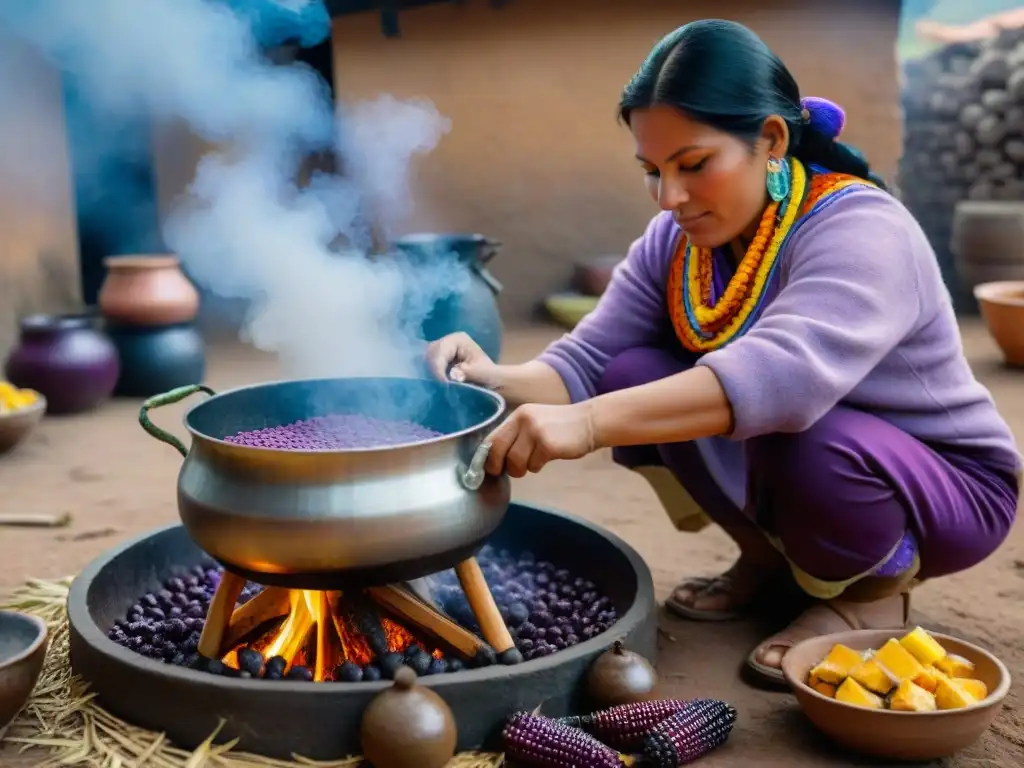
[974, 280, 1024, 307]
[393, 232, 489, 245]
[19, 312, 96, 333]
[103, 254, 180, 270]
[0, 611, 48, 673]
[181, 376, 507, 456]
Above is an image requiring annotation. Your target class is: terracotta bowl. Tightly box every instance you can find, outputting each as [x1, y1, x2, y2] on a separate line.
[0, 611, 48, 736]
[782, 629, 1011, 761]
[974, 281, 1024, 367]
[0, 395, 46, 456]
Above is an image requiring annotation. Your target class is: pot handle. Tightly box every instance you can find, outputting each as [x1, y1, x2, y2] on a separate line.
[459, 441, 492, 491]
[139, 384, 217, 458]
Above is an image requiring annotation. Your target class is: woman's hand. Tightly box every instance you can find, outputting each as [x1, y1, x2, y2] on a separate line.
[425, 332, 502, 389]
[484, 402, 597, 478]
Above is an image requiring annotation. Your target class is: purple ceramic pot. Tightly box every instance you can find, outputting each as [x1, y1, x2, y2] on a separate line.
[4, 313, 120, 414]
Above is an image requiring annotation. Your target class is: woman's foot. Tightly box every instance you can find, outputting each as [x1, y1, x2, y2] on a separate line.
[746, 591, 912, 686]
[665, 555, 786, 621]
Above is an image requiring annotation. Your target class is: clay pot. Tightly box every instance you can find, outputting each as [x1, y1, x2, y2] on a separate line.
[585, 640, 658, 709]
[974, 281, 1024, 367]
[573, 255, 624, 297]
[99, 255, 200, 327]
[106, 324, 206, 398]
[951, 201, 1024, 295]
[3, 314, 120, 414]
[360, 666, 456, 768]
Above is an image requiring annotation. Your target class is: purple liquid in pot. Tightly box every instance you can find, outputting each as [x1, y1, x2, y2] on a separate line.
[224, 414, 443, 450]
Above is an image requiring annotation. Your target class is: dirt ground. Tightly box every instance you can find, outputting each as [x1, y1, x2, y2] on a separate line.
[1, 321, 1022, 767]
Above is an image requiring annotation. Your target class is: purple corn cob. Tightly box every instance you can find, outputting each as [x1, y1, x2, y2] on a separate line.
[641, 699, 737, 767]
[558, 699, 691, 750]
[503, 711, 626, 768]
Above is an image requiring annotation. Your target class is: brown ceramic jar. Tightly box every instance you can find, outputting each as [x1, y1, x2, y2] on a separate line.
[98, 255, 200, 327]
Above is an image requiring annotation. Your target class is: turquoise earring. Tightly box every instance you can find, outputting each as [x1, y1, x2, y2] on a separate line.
[766, 156, 790, 202]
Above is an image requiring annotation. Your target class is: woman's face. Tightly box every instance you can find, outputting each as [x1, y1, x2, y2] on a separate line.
[629, 105, 785, 247]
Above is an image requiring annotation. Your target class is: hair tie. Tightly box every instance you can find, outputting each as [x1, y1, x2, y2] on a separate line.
[800, 96, 846, 141]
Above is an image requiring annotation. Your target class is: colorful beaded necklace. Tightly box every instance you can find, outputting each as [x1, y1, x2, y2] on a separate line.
[666, 157, 872, 353]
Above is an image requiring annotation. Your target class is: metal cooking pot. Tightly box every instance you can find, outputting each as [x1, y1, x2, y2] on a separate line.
[138, 377, 509, 587]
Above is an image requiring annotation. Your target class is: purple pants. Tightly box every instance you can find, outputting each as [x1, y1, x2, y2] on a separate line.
[597, 347, 1018, 583]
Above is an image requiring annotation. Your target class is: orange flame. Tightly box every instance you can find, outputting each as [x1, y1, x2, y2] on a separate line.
[223, 589, 441, 681]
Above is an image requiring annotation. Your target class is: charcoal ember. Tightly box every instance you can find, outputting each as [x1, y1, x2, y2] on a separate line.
[238, 648, 265, 678]
[363, 664, 383, 682]
[446, 658, 465, 673]
[499, 647, 524, 666]
[342, 593, 389, 658]
[427, 658, 448, 676]
[286, 665, 314, 682]
[265, 655, 287, 680]
[379, 652, 405, 679]
[206, 659, 227, 676]
[472, 645, 497, 668]
[334, 661, 364, 683]
[406, 648, 433, 677]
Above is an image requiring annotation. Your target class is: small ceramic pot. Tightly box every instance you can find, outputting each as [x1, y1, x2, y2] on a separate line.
[107, 323, 206, 398]
[573, 255, 623, 297]
[99, 255, 200, 327]
[392, 233, 504, 362]
[974, 281, 1024, 366]
[3, 314, 120, 415]
[0, 611, 48, 734]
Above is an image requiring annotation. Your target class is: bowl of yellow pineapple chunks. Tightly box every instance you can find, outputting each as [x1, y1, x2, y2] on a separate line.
[0, 382, 45, 456]
[782, 626, 1011, 761]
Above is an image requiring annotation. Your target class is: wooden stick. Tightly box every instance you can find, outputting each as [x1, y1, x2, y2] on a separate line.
[454, 557, 514, 653]
[197, 572, 246, 658]
[0, 512, 71, 528]
[221, 587, 290, 650]
[366, 585, 485, 660]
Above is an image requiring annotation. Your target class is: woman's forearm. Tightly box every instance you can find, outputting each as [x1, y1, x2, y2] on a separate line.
[589, 365, 733, 448]
[494, 361, 572, 407]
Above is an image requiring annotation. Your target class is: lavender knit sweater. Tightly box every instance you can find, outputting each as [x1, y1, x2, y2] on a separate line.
[539, 187, 1020, 474]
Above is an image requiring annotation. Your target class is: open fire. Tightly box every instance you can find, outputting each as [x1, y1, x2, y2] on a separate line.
[106, 545, 621, 682]
[217, 587, 447, 683]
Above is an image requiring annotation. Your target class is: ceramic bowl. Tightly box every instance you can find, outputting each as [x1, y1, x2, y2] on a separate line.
[782, 628, 1011, 761]
[544, 292, 600, 330]
[974, 280, 1024, 367]
[0, 395, 46, 456]
[0, 611, 48, 735]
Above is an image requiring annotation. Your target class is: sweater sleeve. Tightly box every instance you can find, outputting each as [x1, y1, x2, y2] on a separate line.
[698, 189, 924, 441]
[537, 212, 678, 403]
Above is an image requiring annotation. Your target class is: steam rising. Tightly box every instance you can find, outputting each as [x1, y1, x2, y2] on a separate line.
[0, 0, 458, 380]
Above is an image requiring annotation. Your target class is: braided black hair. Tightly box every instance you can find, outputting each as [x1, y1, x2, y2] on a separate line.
[619, 19, 885, 188]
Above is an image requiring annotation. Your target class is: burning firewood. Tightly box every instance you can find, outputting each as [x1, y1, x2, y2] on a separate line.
[221, 587, 290, 650]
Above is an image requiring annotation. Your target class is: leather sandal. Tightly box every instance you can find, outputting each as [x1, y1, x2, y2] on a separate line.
[745, 591, 912, 687]
[665, 559, 784, 622]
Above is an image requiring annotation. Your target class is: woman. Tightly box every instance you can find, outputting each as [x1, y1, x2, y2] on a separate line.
[426, 19, 1020, 685]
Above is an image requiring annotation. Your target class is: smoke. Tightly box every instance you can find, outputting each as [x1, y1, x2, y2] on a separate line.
[0, 0, 459, 380]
